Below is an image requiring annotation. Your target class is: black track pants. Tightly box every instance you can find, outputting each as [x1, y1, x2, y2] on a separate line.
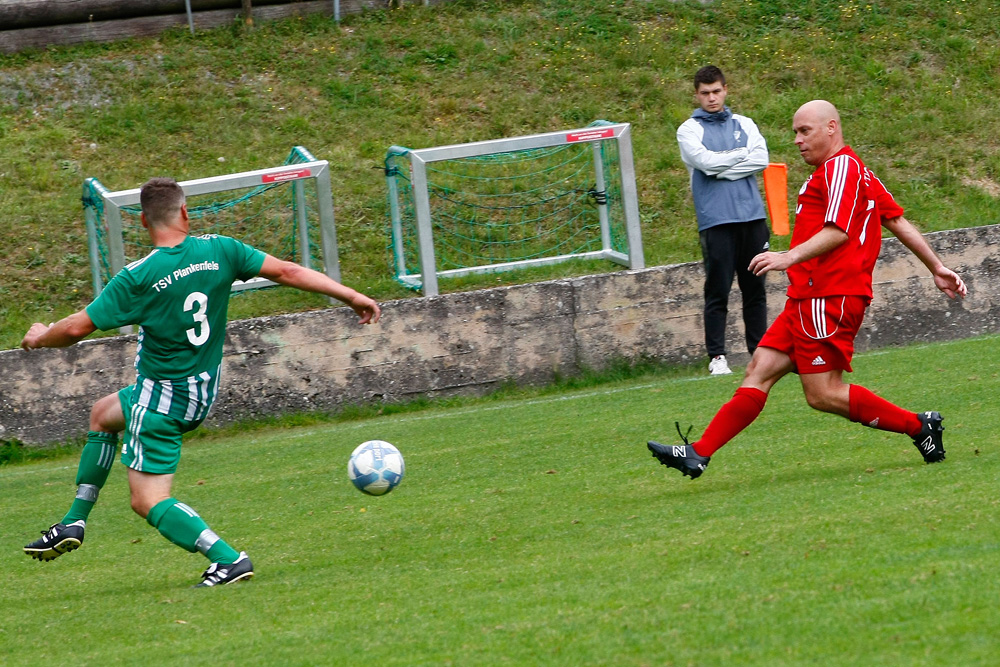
[699, 219, 770, 358]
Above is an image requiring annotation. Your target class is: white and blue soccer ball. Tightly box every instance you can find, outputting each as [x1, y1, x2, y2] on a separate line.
[348, 440, 405, 496]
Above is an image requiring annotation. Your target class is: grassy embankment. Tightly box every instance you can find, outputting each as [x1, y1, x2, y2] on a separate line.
[0, 0, 997, 350]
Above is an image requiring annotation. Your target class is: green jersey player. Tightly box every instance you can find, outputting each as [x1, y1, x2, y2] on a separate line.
[22, 177, 381, 587]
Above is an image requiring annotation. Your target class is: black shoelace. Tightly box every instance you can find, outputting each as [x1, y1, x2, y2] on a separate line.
[675, 421, 693, 447]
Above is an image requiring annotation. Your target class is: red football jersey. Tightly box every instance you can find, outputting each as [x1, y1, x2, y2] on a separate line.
[864, 169, 905, 275]
[787, 146, 903, 298]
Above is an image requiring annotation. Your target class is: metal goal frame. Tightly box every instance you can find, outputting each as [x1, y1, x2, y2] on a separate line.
[385, 122, 644, 296]
[83, 146, 340, 299]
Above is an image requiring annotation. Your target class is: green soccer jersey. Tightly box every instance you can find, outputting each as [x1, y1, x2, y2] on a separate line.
[87, 234, 266, 420]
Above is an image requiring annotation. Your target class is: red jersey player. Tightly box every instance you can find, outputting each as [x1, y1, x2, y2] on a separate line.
[648, 100, 968, 479]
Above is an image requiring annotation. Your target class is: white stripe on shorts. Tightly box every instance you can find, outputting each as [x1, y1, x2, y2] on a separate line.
[197, 372, 213, 420]
[138, 378, 155, 410]
[185, 375, 199, 421]
[157, 380, 173, 415]
[127, 403, 147, 470]
[813, 298, 827, 338]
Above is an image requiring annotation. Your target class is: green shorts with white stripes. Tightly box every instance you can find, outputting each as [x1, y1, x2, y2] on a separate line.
[118, 385, 203, 474]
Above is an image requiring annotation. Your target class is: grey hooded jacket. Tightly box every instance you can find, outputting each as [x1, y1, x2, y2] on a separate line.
[676, 106, 769, 231]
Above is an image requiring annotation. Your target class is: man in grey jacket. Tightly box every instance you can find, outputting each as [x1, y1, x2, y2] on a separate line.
[677, 65, 770, 375]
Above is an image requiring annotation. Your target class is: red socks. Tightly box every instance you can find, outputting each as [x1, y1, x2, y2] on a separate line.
[693, 387, 768, 457]
[691, 384, 920, 458]
[848, 384, 922, 437]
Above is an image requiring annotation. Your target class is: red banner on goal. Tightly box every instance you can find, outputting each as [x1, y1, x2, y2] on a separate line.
[262, 168, 312, 184]
[565, 128, 615, 143]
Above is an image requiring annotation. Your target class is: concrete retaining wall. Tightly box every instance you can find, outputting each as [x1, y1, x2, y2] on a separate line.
[1, 224, 998, 445]
[0, 0, 447, 54]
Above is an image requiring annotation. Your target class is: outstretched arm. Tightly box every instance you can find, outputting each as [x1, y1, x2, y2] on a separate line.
[22, 310, 98, 350]
[748, 224, 848, 275]
[257, 255, 381, 324]
[882, 216, 967, 299]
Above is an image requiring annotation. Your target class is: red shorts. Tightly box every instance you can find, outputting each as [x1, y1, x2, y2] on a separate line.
[758, 295, 869, 374]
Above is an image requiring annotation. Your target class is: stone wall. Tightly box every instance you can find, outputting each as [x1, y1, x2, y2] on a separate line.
[1, 224, 997, 445]
[0, 0, 448, 54]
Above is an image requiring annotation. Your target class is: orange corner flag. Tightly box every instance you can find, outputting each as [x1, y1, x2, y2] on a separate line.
[763, 162, 789, 235]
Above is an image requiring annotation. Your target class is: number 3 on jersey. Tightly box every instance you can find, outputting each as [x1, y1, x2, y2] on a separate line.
[184, 291, 210, 346]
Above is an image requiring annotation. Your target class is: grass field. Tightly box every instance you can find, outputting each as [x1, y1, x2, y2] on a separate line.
[3, 335, 998, 665]
[1, 0, 999, 347]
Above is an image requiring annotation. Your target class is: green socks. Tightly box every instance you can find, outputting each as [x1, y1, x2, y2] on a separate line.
[62, 432, 117, 525]
[146, 498, 241, 564]
[60, 435, 241, 566]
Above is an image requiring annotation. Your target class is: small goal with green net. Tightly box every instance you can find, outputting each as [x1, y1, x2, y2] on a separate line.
[82, 146, 339, 302]
[383, 121, 644, 296]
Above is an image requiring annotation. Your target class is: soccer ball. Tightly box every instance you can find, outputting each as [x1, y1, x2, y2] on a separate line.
[348, 440, 405, 496]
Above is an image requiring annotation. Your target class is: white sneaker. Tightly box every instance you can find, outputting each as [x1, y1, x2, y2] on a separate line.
[708, 355, 733, 376]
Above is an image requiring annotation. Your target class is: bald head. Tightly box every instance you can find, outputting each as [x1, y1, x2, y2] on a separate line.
[796, 100, 840, 126]
[793, 100, 845, 166]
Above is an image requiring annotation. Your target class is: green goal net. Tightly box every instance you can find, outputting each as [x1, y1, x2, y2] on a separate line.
[82, 146, 339, 298]
[384, 121, 644, 296]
